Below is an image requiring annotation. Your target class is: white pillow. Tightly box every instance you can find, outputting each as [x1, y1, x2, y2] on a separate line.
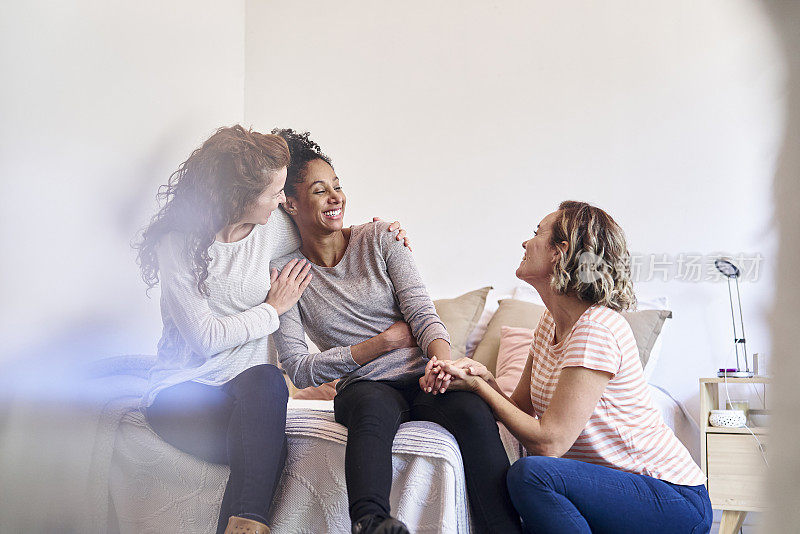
[634, 296, 670, 381]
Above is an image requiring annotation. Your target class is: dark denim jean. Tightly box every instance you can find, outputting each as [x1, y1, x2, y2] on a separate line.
[146, 364, 289, 533]
[334, 379, 523, 533]
[506, 455, 713, 534]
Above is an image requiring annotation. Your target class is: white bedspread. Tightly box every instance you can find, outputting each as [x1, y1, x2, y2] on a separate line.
[0, 351, 698, 534]
[648, 384, 701, 466]
[111, 400, 481, 533]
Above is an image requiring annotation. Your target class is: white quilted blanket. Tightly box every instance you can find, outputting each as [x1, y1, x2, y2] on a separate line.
[110, 400, 507, 533]
[0, 351, 693, 534]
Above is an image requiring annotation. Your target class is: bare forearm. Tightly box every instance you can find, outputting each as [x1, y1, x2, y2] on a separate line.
[473, 380, 558, 456]
[479, 373, 512, 400]
[350, 334, 391, 365]
[426, 338, 451, 361]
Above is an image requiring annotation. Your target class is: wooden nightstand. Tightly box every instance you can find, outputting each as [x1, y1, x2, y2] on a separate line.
[699, 377, 770, 534]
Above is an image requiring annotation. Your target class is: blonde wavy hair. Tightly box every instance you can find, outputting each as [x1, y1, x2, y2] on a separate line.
[549, 201, 636, 311]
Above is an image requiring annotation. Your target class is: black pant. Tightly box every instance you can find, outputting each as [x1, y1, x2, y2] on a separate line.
[334, 380, 523, 534]
[146, 364, 289, 533]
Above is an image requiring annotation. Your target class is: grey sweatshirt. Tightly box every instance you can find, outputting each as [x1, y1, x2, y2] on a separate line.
[271, 221, 450, 392]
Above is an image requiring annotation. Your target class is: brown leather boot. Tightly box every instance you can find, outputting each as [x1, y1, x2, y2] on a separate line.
[224, 516, 271, 534]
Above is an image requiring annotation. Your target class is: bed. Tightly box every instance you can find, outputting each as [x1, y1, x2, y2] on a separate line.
[103, 289, 694, 533]
[110, 400, 476, 533]
[107, 386, 697, 534]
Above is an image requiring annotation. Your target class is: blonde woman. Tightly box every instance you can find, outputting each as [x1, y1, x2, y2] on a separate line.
[430, 201, 712, 533]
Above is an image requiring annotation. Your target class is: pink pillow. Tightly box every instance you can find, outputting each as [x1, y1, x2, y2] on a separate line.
[292, 379, 338, 400]
[495, 326, 535, 396]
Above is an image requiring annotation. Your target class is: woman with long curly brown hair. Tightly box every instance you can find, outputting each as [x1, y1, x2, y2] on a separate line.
[432, 201, 712, 533]
[135, 125, 411, 534]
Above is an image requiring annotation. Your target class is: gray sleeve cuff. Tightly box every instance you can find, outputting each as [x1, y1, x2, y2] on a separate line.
[420, 324, 452, 355]
[341, 345, 359, 368]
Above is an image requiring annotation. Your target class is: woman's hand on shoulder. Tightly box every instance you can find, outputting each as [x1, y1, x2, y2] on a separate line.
[373, 217, 412, 251]
[266, 259, 313, 315]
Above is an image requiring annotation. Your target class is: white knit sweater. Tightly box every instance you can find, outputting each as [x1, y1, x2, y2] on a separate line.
[143, 209, 301, 406]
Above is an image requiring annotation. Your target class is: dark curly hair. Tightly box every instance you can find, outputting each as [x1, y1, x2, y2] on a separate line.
[271, 128, 332, 197]
[135, 125, 290, 296]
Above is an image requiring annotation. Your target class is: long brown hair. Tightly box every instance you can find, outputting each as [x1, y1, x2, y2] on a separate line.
[135, 125, 290, 296]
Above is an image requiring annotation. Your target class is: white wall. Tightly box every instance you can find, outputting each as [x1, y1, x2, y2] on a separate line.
[245, 0, 784, 420]
[0, 1, 784, 424]
[0, 1, 246, 366]
[0, 2, 792, 530]
[0, 2, 791, 531]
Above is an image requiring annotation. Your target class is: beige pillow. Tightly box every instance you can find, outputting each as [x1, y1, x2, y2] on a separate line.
[472, 299, 546, 374]
[434, 286, 492, 359]
[620, 309, 672, 371]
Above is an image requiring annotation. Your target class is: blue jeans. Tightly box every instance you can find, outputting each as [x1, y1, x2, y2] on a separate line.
[506, 456, 712, 534]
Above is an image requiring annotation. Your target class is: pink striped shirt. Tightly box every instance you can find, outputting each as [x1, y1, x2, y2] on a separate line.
[529, 305, 705, 486]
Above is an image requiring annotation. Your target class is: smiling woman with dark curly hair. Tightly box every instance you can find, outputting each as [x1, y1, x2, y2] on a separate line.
[268, 128, 523, 534]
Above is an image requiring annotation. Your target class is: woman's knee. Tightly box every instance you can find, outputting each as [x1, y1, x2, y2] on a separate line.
[507, 456, 562, 496]
[335, 382, 406, 429]
[454, 391, 495, 420]
[233, 364, 289, 401]
[341, 382, 403, 411]
[423, 390, 496, 427]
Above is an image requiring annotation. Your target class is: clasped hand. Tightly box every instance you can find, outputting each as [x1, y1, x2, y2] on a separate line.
[419, 357, 493, 394]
